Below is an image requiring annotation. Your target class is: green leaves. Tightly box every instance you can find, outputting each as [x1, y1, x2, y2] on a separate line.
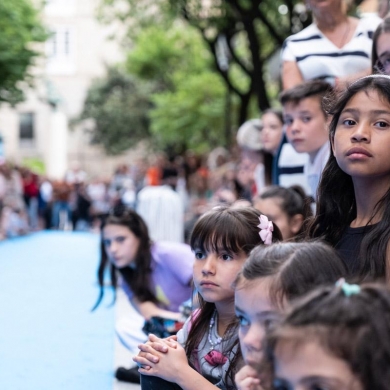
[150, 71, 226, 153]
[0, 0, 48, 104]
[75, 67, 151, 155]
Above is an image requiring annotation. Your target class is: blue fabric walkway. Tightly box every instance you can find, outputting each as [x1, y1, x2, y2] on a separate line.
[0, 231, 115, 390]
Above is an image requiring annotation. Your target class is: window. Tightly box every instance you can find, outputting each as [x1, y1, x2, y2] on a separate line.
[19, 113, 34, 140]
[45, 25, 76, 75]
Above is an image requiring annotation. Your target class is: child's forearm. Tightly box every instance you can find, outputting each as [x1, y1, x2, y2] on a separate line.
[175, 365, 220, 390]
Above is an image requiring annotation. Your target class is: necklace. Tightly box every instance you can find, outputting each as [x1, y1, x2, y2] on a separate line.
[205, 310, 228, 367]
[339, 18, 351, 48]
[208, 310, 223, 351]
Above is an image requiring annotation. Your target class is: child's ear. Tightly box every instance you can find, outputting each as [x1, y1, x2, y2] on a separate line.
[289, 214, 304, 234]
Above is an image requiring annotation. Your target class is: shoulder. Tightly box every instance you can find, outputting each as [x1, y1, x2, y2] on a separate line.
[152, 241, 193, 263]
[357, 15, 382, 34]
[284, 23, 320, 46]
[176, 309, 201, 346]
[153, 241, 192, 255]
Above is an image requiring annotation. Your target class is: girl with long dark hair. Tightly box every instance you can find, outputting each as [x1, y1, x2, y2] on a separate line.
[93, 206, 194, 382]
[308, 74, 390, 280]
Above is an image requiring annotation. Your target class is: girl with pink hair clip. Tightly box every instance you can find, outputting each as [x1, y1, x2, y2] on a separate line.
[134, 205, 282, 390]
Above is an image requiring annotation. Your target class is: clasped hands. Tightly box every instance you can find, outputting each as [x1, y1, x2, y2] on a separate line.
[132, 333, 188, 382]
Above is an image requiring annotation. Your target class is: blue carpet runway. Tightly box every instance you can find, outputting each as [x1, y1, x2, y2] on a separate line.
[0, 231, 115, 390]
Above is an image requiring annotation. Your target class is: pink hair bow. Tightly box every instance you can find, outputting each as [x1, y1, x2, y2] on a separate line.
[258, 215, 273, 245]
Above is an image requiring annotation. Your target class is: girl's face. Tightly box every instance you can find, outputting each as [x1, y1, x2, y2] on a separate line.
[273, 340, 363, 390]
[376, 32, 390, 75]
[261, 113, 284, 155]
[254, 197, 302, 240]
[193, 247, 247, 305]
[332, 89, 390, 181]
[235, 277, 279, 368]
[102, 224, 140, 268]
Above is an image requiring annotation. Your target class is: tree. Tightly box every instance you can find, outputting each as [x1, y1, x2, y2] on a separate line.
[99, 0, 310, 125]
[75, 67, 152, 155]
[0, 0, 47, 104]
[126, 24, 231, 152]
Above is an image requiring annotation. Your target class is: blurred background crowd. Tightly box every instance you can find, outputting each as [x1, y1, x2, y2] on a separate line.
[0, 141, 280, 241]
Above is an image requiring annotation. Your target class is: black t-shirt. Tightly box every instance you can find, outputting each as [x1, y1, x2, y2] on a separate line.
[335, 224, 376, 276]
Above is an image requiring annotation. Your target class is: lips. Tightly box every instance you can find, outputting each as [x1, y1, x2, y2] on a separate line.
[291, 138, 304, 144]
[200, 280, 218, 287]
[346, 147, 372, 157]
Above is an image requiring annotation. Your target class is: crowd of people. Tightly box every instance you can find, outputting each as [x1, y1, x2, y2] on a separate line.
[90, 6, 390, 390]
[6, 4, 390, 390]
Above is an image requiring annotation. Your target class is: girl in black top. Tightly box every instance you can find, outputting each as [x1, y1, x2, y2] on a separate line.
[308, 75, 390, 281]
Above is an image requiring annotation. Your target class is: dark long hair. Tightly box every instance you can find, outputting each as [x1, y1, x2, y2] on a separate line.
[257, 185, 313, 240]
[264, 283, 390, 390]
[235, 241, 346, 308]
[307, 75, 390, 280]
[92, 206, 156, 310]
[261, 109, 284, 185]
[372, 16, 390, 73]
[186, 206, 282, 386]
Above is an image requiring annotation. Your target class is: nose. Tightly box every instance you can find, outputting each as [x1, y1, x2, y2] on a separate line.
[288, 118, 300, 135]
[351, 122, 370, 142]
[107, 241, 118, 254]
[202, 253, 217, 275]
[240, 324, 264, 352]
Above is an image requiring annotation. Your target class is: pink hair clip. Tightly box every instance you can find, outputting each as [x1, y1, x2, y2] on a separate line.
[258, 215, 273, 245]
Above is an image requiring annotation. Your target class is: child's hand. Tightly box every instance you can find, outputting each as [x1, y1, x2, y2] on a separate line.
[133, 339, 190, 383]
[148, 333, 178, 350]
[235, 365, 263, 390]
[134, 334, 178, 368]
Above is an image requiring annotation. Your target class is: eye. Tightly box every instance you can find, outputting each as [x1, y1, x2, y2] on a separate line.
[195, 251, 206, 260]
[236, 315, 250, 327]
[341, 118, 356, 126]
[273, 378, 291, 390]
[221, 253, 233, 261]
[115, 236, 126, 243]
[374, 120, 389, 129]
[310, 384, 330, 390]
[302, 116, 311, 123]
[103, 239, 111, 247]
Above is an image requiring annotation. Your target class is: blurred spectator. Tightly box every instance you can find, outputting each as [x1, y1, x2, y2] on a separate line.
[65, 161, 87, 185]
[22, 169, 39, 230]
[51, 180, 72, 230]
[72, 183, 92, 231]
[372, 16, 390, 74]
[87, 177, 110, 230]
[137, 166, 184, 242]
[38, 176, 53, 229]
[236, 118, 268, 195]
[281, 0, 381, 90]
[1, 203, 29, 238]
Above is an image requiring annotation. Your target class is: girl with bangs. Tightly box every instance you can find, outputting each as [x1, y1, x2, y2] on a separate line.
[134, 205, 282, 390]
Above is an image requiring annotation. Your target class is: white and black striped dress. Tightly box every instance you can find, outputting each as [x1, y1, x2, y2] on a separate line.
[282, 16, 382, 81]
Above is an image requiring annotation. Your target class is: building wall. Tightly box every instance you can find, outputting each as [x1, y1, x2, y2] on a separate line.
[0, 0, 140, 179]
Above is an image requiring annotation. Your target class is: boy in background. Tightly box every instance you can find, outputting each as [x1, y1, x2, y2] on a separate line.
[280, 80, 331, 199]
